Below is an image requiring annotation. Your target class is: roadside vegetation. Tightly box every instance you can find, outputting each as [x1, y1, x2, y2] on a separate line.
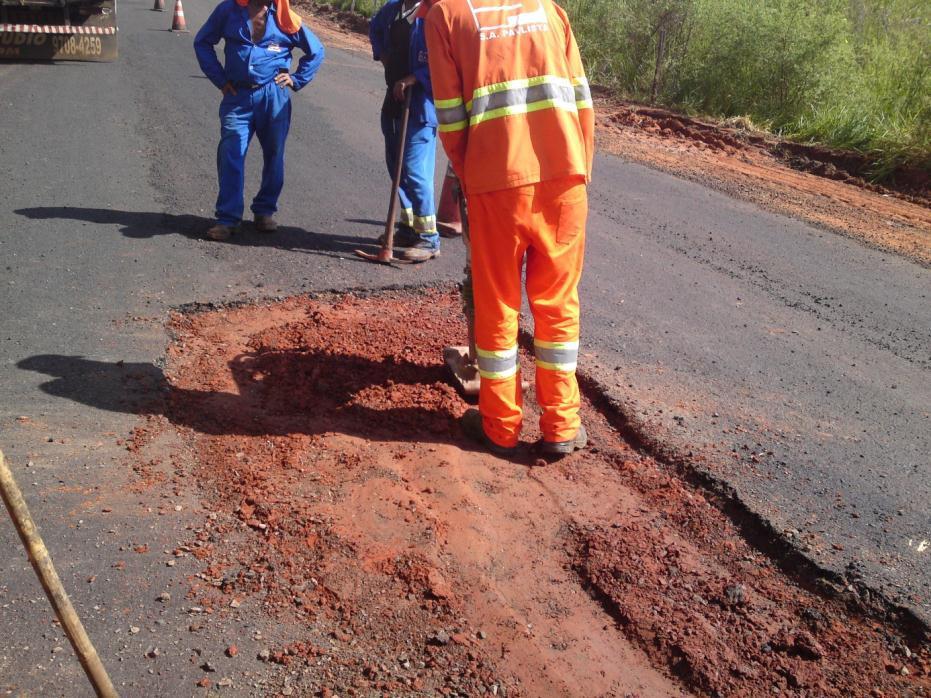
[565, 0, 929, 179]
[321, 0, 929, 180]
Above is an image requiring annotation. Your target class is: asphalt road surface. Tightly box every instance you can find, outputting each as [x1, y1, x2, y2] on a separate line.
[0, 0, 928, 692]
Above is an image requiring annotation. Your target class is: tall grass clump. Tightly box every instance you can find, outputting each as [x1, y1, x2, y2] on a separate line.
[323, 0, 381, 18]
[560, 0, 930, 179]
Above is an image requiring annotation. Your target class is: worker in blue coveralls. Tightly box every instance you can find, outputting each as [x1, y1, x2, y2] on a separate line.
[194, 0, 324, 241]
[369, 0, 440, 262]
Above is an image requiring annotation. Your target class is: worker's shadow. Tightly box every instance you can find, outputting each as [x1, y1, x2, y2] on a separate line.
[17, 352, 464, 445]
[14, 206, 380, 260]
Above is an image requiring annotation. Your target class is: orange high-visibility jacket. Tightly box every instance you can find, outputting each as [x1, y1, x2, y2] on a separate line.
[424, 0, 594, 195]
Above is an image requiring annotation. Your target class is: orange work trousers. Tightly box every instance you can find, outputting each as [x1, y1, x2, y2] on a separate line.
[468, 175, 587, 448]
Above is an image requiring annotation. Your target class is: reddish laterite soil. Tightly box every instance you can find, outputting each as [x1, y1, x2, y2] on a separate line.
[160, 287, 930, 697]
[591, 97, 931, 267]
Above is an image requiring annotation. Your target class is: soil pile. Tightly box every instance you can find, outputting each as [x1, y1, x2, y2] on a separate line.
[162, 288, 929, 696]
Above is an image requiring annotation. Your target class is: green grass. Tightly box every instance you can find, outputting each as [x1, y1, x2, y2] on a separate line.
[319, 0, 381, 18]
[561, 0, 930, 180]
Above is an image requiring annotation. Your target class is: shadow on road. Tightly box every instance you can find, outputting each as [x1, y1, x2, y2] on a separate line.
[14, 206, 381, 260]
[344, 218, 385, 227]
[17, 352, 462, 445]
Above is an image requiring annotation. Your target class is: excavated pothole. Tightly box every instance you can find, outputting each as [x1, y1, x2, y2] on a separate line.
[130, 286, 931, 697]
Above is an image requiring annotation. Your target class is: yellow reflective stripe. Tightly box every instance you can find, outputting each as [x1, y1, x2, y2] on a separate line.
[439, 120, 468, 133]
[414, 214, 437, 232]
[475, 346, 517, 359]
[535, 339, 579, 370]
[476, 345, 518, 379]
[534, 339, 579, 350]
[572, 76, 593, 111]
[535, 358, 577, 372]
[435, 96, 464, 109]
[470, 98, 578, 126]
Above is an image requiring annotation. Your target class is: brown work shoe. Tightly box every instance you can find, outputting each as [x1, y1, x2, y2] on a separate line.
[206, 223, 234, 241]
[254, 214, 278, 233]
[401, 241, 440, 263]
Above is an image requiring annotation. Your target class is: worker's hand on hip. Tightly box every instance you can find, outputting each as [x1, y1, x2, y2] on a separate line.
[275, 72, 295, 89]
[221, 82, 238, 97]
[393, 75, 416, 101]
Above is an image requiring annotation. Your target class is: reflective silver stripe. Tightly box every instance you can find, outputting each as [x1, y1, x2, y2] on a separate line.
[534, 339, 578, 372]
[413, 214, 437, 233]
[476, 345, 518, 380]
[436, 103, 469, 127]
[573, 77, 592, 109]
[400, 208, 414, 226]
[469, 81, 576, 124]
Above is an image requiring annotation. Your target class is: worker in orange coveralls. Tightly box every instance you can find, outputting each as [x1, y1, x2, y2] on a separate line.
[425, 0, 594, 458]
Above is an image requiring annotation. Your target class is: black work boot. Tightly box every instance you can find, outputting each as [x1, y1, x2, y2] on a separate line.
[377, 224, 419, 248]
[536, 425, 588, 458]
[460, 408, 517, 457]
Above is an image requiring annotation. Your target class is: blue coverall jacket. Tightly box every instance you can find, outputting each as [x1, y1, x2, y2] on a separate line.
[194, 1, 325, 227]
[368, 0, 436, 127]
[369, 0, 439, 244]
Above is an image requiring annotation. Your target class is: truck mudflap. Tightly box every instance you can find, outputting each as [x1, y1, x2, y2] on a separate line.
[0, 0, 117, 62]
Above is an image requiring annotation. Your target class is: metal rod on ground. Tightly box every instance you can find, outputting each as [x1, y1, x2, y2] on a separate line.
[0, 449, 118, 698]
[354, 87, 413, 264]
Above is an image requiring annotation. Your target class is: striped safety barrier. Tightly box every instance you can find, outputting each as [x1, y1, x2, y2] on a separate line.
[0, 24, 116, 34]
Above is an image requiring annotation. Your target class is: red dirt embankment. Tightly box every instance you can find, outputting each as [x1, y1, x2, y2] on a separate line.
[162, 288, 930, 697]
[593, 98, 931, 266]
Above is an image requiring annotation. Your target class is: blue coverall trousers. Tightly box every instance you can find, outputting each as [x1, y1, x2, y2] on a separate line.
[381, 111, 439, 248]
[216, 81, 292, 227]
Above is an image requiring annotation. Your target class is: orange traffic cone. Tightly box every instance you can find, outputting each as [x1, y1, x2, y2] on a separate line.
[170, 0, 188, 31]
[436, 162, 462, 238]
[153, 0, 164, 11]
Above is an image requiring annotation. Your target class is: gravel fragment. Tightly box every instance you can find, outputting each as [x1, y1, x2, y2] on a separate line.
[431, 630, 451, 646]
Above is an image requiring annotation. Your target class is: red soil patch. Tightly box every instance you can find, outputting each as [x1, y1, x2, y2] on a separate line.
[163, 288, 929, 697]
